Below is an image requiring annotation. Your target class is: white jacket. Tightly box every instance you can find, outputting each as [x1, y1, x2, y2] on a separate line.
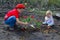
[43, 16, 54, 26]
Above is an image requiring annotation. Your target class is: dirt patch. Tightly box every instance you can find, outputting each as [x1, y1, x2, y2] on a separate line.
[0, 17, 60, 40]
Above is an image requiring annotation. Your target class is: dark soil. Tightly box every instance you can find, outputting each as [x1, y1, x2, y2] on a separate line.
[0, 17, 60, 40]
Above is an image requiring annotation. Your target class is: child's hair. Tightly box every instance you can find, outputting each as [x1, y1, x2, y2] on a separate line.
[46, 10, 52, 16]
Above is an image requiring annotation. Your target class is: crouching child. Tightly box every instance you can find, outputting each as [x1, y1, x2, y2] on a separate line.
[4, 4, 28, 31]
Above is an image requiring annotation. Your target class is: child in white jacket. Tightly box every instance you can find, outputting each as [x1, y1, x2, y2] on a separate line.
[43, 10, 54, 29]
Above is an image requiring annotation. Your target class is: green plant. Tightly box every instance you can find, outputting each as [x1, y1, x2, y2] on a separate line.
[20, 16, 32, 23]
[20, 16, 42, 29]
[36, 21, 42, 28]
[26, 17, 32, 22]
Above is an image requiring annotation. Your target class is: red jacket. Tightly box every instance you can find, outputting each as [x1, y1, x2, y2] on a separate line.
[4, 9, 19, 20]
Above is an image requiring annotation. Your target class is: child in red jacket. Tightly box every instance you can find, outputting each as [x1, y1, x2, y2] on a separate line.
[4, 4, 28, 31]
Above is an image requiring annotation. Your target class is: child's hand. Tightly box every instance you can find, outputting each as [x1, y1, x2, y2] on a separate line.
[24, 22, 29, 25]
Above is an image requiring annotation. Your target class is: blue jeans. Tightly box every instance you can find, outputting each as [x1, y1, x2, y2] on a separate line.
[5, 16, 16, 28]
